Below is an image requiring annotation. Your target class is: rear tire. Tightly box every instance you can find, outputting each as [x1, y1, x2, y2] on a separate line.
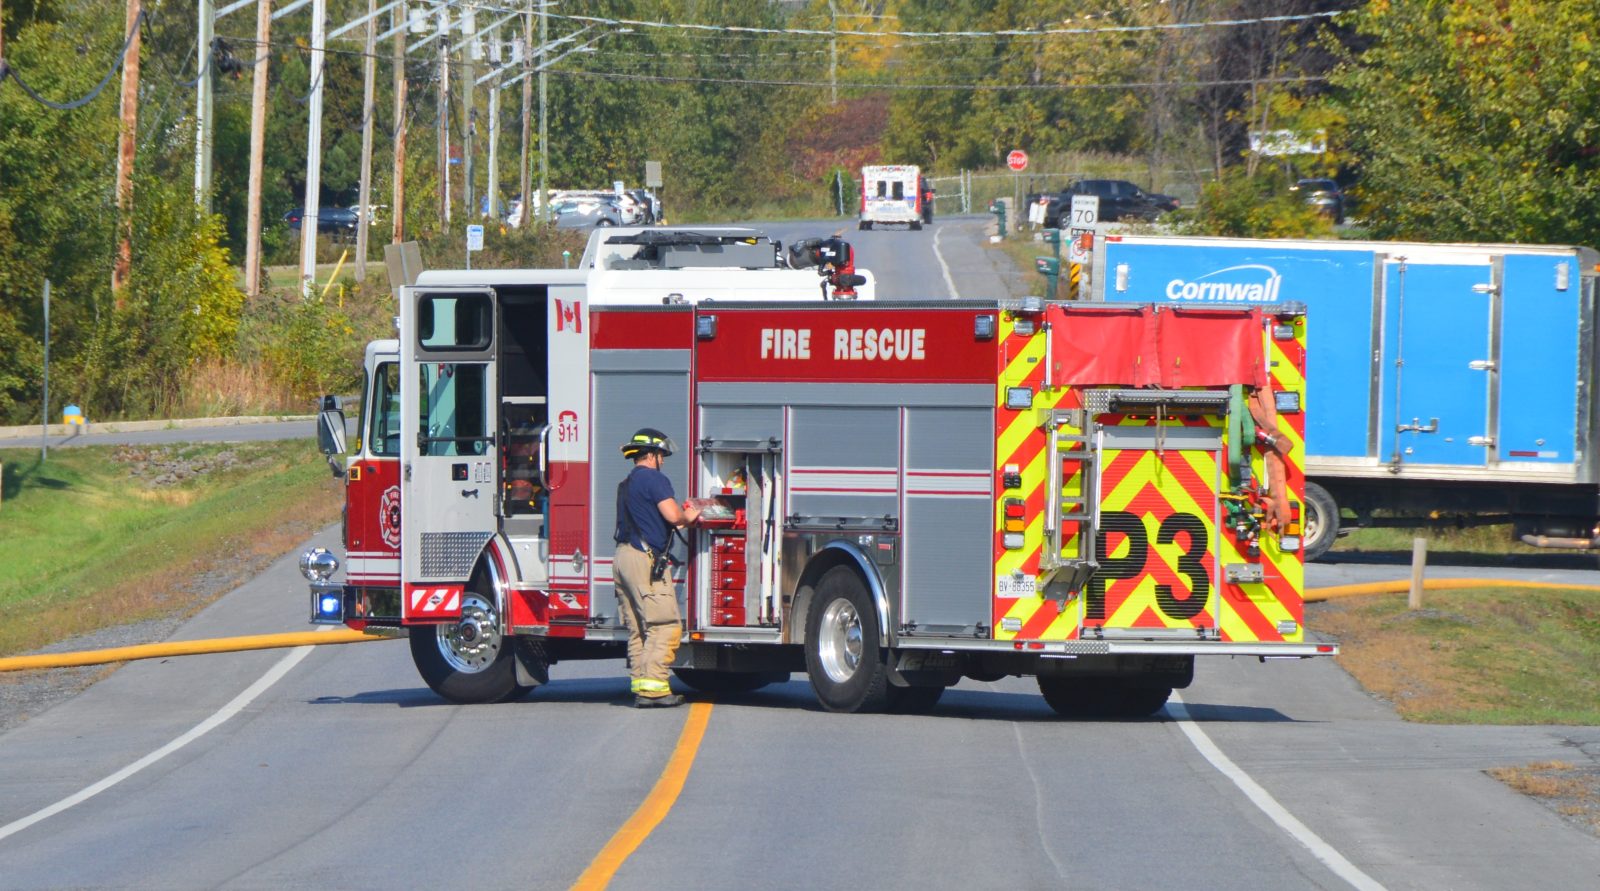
[1301, 481, 1340, 562]
[805, 567, 890, 712]
[887, 684, 944, 714]
[672, 668, 786, 695]
[858, 221, 873, 230]
[1038, 677, 1171, 718]
[409, 590, 527, 704]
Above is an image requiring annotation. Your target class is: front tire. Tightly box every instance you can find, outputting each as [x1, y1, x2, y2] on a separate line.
[805, 567, 890, 712]
[1301, 481, 1340, 562]
[409, 590, 527, 703]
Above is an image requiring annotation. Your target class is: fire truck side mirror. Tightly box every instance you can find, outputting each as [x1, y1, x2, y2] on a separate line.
[317, 402, 348, 459]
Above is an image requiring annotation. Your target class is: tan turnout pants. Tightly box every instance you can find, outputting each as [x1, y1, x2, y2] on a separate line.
[613, 543, 682, 698]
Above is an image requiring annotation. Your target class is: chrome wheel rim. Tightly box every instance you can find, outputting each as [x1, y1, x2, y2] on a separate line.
[437, 592, 502, 674]
[819, 598, 864, 684]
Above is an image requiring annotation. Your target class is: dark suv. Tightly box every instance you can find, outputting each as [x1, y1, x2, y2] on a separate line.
[1028, 179, 1180, 227]
[283, 206, 361, 238]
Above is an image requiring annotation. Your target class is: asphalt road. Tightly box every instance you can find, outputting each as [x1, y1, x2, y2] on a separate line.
[3, 217, 1599, 889]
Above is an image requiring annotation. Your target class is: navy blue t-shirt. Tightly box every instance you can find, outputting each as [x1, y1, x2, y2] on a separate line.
[615, 464, 675, 552]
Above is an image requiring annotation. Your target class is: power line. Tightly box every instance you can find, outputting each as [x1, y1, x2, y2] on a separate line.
[555, 68, 1327, 92]
[0, 11, 148, 111]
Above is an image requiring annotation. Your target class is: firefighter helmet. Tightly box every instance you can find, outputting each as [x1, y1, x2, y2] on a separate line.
[620, 428, 677, 459]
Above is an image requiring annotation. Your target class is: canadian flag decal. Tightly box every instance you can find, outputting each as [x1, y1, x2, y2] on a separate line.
[405, 584, 463, 617]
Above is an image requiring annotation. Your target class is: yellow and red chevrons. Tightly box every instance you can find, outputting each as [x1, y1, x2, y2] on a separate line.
[991, 307, 1309, 644]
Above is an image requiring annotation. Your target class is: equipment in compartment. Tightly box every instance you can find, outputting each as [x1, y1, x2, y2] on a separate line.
[500, 398, 546, 516]
[697, 449, 782, 629]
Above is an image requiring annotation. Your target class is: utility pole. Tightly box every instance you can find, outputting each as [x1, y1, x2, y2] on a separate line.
[537, 0, 547, 221]
[244, 0, 271, 298]
[194, 0, 214, 210]
[354, 0, 376, 281]
[436, 5, 449, 228]
[391, 4, 406, 243]
[298, 0, 327, 297]
[113, 0, 142, 301]
[462, 5, 476, 222]
[828, 0, 837, 105]
[485, 20, 500, 223]
[517, 4, 532, 228]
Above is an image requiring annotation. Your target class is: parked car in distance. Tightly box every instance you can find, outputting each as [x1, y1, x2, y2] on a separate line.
[283, 206, 360, 238]
[1292, 178, 1345, 224]
[550, 193, 624, 229]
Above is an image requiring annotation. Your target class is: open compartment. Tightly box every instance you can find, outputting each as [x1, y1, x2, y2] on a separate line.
[695, 445, 782, 629]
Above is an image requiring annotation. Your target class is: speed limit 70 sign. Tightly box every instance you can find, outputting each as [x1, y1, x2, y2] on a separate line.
[1070, 195, 1100, 226]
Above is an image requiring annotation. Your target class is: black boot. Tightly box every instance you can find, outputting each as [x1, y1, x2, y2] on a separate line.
[634, 693, 685, 708]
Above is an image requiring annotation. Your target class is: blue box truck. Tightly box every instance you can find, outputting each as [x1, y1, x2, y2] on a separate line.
[1097, 235, 1600, 559]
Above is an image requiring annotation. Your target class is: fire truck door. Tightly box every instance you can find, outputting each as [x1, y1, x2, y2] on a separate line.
[1085, 423, 1222, 637]
[544, 284, 591, 598]
[399, 287, 498, 619]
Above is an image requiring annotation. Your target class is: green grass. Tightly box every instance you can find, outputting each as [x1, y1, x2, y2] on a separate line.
[1313, 587, 1600, 724]
[0, 442, 341, 657]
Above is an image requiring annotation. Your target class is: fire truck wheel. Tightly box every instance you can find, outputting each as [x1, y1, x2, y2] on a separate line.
[1301, 482, 1340, 562]
[1037, 677, 1172, 719]
[886, 684, 944, 714]
[671, 668, 781, 695]
[408, 590, 527, 704]
[805, 567, 890, 713]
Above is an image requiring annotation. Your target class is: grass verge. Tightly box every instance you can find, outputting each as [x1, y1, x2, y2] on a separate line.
[1310, 587, 1600, 724]
[1487, 761, 1600, 838]
[0, 441, 341, 658]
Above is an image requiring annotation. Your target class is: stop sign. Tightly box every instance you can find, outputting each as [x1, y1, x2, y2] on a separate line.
[1006, 150, 1029, 172]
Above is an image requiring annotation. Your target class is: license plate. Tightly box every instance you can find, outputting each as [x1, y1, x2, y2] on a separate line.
[996, 573, 1037, 599]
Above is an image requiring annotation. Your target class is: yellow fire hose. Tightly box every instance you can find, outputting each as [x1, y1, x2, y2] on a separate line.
[5, 577, 1600, 673]
[0, 628, 392, 673]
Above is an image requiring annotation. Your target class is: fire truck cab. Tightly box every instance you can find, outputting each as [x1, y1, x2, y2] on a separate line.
[306, 226, 1331, 716]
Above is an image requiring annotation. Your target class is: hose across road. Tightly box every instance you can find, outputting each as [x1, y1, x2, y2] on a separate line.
[4, 577, 1600, 673]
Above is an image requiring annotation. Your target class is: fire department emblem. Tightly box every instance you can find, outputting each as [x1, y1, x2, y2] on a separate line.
[379, 485, 402, 549]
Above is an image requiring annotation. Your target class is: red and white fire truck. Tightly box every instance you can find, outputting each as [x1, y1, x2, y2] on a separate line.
[304, 226, 1332, 716]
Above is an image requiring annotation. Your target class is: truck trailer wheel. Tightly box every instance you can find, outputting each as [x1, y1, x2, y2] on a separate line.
[409, 590, 528, 704]
[805, 567, 890, 712]
[1301, 481, 1340, 562]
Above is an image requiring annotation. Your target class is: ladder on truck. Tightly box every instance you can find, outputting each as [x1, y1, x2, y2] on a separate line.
[1040, 407, 1099, 609]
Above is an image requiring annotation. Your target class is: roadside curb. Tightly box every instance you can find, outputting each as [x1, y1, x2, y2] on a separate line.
[0, 415, 313, 441]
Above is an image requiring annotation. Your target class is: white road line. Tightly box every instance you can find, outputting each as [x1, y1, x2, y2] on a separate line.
[1168, 693, 1386, 891]
[0, 631, 327, 843]
[931, 223, 960, 299]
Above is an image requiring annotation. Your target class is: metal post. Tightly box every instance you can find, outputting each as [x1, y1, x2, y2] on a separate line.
[243, 0, 271, 297]
[1409, 537, 1427, 610]
[298, 0, 327, 298]
[194, 0, 214, 210]
[354, 0, 376, 280]
[537, 0, 547, 222]
[41, 279, 49, 461]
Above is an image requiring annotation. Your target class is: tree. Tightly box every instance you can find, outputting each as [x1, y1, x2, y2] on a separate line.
[1327, 0, 1600, 245]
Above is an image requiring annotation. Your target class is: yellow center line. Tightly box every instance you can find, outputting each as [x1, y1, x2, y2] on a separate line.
[571, 701, 715, 890]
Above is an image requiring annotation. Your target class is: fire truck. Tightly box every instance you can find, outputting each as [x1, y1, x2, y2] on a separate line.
[303, 226, 1332, 716]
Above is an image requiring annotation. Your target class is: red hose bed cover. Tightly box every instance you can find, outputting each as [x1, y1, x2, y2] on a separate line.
[1046, 303, 1268, 389]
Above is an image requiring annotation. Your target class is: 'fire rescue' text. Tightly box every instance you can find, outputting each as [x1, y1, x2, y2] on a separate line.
[760, 328, 926, 361]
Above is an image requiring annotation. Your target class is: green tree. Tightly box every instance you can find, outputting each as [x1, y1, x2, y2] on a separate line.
[1328, 0, 1600, 245]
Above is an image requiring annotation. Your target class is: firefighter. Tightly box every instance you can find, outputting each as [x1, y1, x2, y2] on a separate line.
[614, 428, 700, 707]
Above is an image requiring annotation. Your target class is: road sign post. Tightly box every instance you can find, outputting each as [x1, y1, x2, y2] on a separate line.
[465, 224, 484, 269]
[1006, 150, 1028, 223]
